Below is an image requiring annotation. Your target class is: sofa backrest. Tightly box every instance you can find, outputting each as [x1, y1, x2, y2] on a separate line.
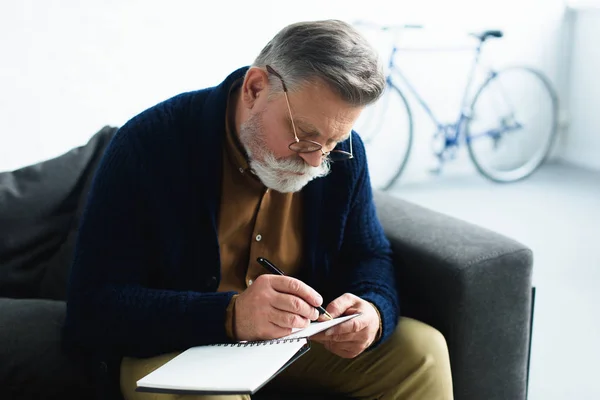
[0, 126, 118, 300]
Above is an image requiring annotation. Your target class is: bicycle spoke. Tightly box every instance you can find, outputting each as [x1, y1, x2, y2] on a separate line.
[466, 67, 558, 182]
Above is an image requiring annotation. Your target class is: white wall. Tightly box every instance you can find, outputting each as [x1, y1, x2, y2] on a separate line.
[562, 7, 600, 171]
[0, 0, 569, 184]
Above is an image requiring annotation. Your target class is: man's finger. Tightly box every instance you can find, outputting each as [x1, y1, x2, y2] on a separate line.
[312, 330, 364, 343]
[321, 341, 364, 358]
[310, 320, 368, 342]
[272, 292, 320, 321]
[268, 275, 323, 308]
[270, 308, 311, 330]
[322, 314, 366, 337]
[325, 293, 356, 318]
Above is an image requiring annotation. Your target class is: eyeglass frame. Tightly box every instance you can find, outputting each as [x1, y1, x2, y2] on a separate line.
[265, 65, 353, 162]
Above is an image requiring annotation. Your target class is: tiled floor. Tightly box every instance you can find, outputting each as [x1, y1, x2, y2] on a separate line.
[386, 162, 600, 400]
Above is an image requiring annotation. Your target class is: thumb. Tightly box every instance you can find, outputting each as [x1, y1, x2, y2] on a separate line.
[326, 293, 356, 318]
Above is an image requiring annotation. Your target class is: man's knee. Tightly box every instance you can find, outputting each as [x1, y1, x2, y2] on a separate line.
[387, 317, 450, 367]
[381, 317, 453, 398]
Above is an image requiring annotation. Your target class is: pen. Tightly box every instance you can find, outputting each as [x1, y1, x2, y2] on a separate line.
[256, 257, 333, 320]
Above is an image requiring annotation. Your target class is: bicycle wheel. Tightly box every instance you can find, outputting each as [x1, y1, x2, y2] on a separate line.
[466, 66, 558, 182]
[353, 84, 413, 191]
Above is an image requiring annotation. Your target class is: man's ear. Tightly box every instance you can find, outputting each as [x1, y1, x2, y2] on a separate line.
[241, 67, 269, 109]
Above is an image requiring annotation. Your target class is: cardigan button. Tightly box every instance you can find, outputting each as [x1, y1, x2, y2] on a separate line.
[99, 362, 107, 373]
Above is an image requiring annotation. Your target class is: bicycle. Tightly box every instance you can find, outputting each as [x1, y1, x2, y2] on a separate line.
[353, 21, 560, 191]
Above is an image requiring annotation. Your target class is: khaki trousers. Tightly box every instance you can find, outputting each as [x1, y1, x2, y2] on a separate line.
[120, 317, 453, 400]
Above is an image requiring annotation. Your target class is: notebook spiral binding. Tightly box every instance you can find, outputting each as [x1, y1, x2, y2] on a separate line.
[212, 338, 304, 347]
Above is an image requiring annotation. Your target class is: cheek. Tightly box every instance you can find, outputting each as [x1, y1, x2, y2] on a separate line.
[260, 113, 295, 159]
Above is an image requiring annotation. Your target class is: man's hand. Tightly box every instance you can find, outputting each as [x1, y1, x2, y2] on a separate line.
[310, 293, 380, 358]
[234, 274, 323, 342]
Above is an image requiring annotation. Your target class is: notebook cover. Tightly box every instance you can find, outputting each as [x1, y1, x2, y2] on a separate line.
[135, 341, 311, 395]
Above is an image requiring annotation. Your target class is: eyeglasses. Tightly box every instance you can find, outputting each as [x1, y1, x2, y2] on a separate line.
[265, 65, 353, 162]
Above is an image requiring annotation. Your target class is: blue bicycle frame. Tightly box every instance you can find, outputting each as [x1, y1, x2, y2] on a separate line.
[383, 40, 520, 153]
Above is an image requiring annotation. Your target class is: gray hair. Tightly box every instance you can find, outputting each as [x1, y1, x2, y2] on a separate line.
[251, 20, 385, 107]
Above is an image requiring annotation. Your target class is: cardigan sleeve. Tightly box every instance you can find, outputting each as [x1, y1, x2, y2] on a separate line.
[63, 114, 235, 358]
[335, 132, 400, 348]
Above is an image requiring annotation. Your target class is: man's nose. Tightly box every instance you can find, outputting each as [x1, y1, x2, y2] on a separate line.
[299, 151, 323, 168]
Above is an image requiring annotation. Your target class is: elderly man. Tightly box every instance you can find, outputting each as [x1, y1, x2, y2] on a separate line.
[62, 19, 453, 400]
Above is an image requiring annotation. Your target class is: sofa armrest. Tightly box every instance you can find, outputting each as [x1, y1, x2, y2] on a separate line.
[373, 191, 533, 400]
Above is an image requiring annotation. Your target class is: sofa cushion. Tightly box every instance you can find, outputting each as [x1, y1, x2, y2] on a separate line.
[0, 126, 118, 300]
[0, 298, 93, 400]
[38, 127, 118, 301]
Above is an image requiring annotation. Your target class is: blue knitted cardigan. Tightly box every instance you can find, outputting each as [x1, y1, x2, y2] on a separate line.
[62, 66, 400, 398]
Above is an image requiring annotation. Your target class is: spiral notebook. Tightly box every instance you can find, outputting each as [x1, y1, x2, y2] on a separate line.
[135, 313, 359, 395]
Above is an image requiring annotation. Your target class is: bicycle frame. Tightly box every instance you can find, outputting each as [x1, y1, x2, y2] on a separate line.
[385, 40, 490, 149]
[354, 20, 558, 185]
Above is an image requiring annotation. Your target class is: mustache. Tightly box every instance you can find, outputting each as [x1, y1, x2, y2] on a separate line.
[265, 152, 331, 175]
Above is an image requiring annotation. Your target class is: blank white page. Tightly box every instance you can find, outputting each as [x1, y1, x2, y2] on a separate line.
[136, 339, 308, 394]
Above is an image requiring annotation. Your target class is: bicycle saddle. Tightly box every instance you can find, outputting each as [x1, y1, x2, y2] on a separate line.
[471, 30, 503, 41]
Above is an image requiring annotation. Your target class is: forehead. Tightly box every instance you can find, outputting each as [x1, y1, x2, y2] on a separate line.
[285, 81, 362, 141]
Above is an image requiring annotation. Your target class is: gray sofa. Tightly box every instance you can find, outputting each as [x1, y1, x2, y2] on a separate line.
[0, 126, 534, 400]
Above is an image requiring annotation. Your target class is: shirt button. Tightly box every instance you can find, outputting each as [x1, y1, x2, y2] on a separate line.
[239, 167, 244, 174]
[255, 234, 262, 242]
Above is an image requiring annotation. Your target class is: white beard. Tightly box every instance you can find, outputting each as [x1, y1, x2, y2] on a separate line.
[238, 111, 331, 193]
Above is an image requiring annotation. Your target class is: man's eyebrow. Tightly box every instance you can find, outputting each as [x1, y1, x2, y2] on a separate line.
[289, 116, 321, 136]
[289, 116, 350, 142]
